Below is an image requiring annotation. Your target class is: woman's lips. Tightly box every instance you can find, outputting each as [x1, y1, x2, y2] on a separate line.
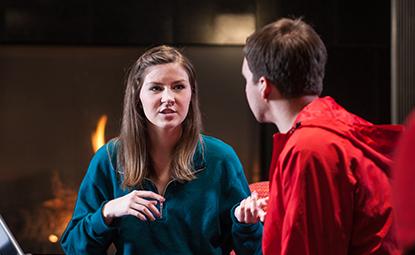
[160, 108, 176, 114]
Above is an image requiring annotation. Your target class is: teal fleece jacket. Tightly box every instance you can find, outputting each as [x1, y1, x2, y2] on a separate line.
[60, 135, 262, 254]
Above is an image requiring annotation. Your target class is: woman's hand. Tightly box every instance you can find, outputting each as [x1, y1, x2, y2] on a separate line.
[234, 191, 268, 224]
[102, 190, 165, 224]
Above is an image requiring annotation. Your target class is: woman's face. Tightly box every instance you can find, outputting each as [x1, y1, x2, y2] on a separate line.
[139, 63, 192, 131]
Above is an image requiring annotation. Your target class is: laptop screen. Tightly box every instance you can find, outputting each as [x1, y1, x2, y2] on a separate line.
[0, 215, 25, 255]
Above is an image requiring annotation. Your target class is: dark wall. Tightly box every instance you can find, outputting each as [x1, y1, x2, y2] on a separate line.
[0, 0, 255, 45]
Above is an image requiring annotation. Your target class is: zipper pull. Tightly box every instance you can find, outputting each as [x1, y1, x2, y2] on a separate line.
[159, 201, 163, 219]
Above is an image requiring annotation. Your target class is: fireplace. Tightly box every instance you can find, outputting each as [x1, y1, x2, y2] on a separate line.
[0, 112, 111, 254]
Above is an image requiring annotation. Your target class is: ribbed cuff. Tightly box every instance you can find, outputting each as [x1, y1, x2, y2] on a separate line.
[90, 201, 118, 235]
[230, 203, 262, 233]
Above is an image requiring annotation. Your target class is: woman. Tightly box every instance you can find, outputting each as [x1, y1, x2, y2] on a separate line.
[60, 46, 263, 255]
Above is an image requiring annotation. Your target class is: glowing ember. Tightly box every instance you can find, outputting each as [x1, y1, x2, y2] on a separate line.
[48, 234, 59, 243]
[91, 115, 107, 152]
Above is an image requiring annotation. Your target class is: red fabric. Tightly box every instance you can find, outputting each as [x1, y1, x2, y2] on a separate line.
[249, 181, 270, 199]
[249, 181, 269, 213]
[263, 97, 403, 255]
[393, 111, 415, 250]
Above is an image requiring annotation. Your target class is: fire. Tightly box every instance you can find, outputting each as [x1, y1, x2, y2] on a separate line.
[91, 115, 108, 152]
[21, 171, 77, 248]
[48, 234, 59, 243]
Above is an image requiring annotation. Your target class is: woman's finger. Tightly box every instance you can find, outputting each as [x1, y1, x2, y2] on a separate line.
[139, 205, 156, 221]
[133, 190, 165, 202]
[128, 208, 147, 221]
[239, 199, 246, 222]
[244, 196, 252, 223]
[257, 197, 269, 209]
[134, 197, 161, 217]
[146, 202, 161, 218]
[250, 192, 258, 220]
[258, 210, 267, 222]
[131, 203, 156, 221]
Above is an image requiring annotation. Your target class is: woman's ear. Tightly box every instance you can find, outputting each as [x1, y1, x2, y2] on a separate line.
[259, 76, 272, 101]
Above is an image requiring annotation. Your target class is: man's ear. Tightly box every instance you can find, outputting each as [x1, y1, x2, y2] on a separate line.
[259, 76, 272, 100]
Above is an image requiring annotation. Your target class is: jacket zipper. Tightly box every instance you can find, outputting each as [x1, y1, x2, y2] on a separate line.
[144, 178, 176, 219]
[144, 166, 205, 219]
[159, 179, 176, 218]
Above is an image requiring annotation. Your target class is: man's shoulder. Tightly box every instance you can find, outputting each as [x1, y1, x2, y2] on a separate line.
[286, 125, 344, 152]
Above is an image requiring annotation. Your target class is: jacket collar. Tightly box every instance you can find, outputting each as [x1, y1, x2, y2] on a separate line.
[273, 96, 403, 178]
[192, 137, 207, 173]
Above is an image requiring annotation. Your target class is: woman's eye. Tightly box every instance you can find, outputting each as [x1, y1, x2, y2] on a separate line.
[150, 86, 162, 92]
[173, 84, 185, 90]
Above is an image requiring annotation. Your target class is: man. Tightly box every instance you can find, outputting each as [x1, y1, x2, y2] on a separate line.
[241, 17, 403, 254]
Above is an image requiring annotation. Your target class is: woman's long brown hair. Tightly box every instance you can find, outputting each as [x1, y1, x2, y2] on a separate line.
[118, 45, 202, 189]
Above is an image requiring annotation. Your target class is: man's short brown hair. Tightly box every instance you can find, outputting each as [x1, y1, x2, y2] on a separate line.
[244, 18, 327, 98]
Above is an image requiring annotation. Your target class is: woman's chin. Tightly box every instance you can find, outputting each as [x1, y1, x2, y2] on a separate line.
[151, 121, 182, 132]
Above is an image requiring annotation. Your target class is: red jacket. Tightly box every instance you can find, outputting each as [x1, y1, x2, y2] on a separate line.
[393, 111, 415, 251]
[263, 97, 403, 255]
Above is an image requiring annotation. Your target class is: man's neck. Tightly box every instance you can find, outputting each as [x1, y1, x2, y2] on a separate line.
[269, 95, 318, 133]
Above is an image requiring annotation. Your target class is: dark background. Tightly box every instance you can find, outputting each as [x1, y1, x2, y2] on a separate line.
[0, 0, 392, 253]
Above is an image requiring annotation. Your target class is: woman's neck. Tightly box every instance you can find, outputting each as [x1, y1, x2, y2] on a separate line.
[148, 125, 182, 179]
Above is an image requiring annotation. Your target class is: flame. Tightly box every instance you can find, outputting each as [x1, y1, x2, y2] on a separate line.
[91, 115, 107, 152]
[48, 234, 59, 243]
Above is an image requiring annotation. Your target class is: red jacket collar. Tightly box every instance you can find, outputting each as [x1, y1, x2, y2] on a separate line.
[270, 96, 403, 178]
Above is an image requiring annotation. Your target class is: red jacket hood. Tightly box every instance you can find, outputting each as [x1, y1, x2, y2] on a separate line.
[293, 96, 403, 177]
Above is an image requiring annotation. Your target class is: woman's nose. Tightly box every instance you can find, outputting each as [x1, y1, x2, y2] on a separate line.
[161, 89, 175, 105]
